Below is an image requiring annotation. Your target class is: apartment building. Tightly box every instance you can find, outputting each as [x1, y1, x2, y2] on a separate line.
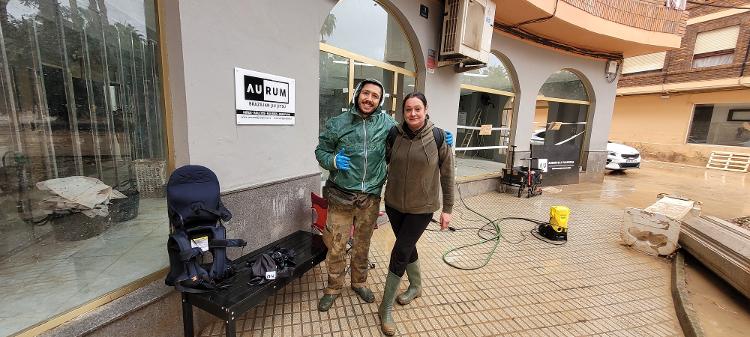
[614, 0, 750, 165]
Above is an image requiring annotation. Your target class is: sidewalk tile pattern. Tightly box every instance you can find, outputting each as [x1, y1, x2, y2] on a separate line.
[200, 191, 680, 337]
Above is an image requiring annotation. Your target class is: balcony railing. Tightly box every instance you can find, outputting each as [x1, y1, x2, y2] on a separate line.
[562, 0, 688, 35]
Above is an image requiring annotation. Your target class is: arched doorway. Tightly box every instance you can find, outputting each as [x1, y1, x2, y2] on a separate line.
[455, 52, 516, 178]
[318, 0, 417, 127]
[531, 69, 592, 185]
[318, 0, 418, 180]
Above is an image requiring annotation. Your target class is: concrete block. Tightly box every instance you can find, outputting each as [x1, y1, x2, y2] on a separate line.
[621, 195, 700, 256]
[680, 215, 750, 299]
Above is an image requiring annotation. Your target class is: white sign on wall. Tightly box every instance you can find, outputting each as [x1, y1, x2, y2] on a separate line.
[234, 67, 296, 125]
[537, 159, 548, 172]
[457, 111, 467, 126]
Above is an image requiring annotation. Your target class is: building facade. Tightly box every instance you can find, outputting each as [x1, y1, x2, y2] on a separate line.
[0, 1, 686, 336]
[614, 0, 750, 165]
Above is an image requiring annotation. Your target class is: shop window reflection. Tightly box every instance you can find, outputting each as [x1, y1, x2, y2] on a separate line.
[0, 1, 167, 335]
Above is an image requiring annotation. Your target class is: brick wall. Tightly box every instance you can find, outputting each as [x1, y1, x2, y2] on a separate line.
[687, 0, 748, 17]
[619, 2, 750, 88]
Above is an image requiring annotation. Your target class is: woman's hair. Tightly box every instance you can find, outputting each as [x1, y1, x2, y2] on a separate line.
[402, 91, 428, 112]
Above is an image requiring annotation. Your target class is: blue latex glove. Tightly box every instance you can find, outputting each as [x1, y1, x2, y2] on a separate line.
[335, 148, 351, 171]
[445, 130, 454, 147]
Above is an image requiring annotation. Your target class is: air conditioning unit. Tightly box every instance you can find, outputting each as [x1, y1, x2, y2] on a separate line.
[440, 0, 495, 66]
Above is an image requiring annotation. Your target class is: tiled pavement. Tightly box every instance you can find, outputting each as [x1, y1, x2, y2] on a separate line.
[200, 190, 681, 336]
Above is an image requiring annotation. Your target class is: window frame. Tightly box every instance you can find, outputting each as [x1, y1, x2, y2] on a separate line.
[728, 109, 750, 122]
[621, 51, 667, 75]
[691, 49, 735, 69]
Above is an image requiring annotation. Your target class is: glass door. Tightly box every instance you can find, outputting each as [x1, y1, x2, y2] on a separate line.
[319, 51, 350, 133]
[317, 48, 415, 183]
[353, 63, 395, 115]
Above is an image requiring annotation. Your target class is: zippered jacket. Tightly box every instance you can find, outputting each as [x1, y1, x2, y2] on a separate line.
[384, 120, 455, 214]
[315, 80, 396, 195]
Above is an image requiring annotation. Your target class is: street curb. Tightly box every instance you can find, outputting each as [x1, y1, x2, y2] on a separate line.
[671, 251, 705, 337]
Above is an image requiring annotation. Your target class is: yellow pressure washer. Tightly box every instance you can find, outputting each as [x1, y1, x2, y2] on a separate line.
[537, 206, 569, 241]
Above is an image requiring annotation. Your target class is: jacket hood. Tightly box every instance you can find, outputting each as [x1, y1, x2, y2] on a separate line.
[350, 78, 385, 116]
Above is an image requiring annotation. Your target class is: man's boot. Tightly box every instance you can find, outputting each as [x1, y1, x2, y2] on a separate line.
[318, 293, 338, 312]
[379, 272, 401, 336]
[397, 260, 422, 305]
[352, 286, 375, 303]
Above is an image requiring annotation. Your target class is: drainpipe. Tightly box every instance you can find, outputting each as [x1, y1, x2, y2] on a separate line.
[739, 34, 750, 87]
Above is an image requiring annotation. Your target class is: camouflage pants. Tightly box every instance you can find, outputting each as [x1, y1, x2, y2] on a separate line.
[321, 194, 380, 295]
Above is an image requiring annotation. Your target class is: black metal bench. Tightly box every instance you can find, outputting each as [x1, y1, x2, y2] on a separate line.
[181, 230, 327, 337]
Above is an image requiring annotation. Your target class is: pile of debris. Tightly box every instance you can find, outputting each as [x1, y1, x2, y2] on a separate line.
[37, 176, 126, 218]
[621, 194, 750, 299]
[730, 216, 750, 231]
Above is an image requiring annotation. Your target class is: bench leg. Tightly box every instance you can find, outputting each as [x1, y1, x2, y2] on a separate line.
[182, 293, 194, 337]
[225, 319, 236, 337]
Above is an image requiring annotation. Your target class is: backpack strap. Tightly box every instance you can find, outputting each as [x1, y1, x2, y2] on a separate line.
[165, 230, 214, 293]
[209, 239, 247, 248]
[386, 125, 398, 164]
[206, 225, 234, 281]
[433, 127, 446, 167]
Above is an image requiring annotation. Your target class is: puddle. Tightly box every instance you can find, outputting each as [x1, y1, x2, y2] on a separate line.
[553, 161, 750, 335]
[684, 253, 750, 337]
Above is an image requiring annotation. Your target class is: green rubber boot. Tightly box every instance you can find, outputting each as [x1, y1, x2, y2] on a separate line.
[397, 260, 422, 305]
[379, 272, 401, 336]
[317, 293, 338, 312]
[352, 286, 375, 303]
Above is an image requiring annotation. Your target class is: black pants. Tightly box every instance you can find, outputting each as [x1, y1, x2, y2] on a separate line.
[385, 205, 432, 277]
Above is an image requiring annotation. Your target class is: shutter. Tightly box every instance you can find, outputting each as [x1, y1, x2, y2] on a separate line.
[694, 26, 740, 55]
[622, 52, 666, 74]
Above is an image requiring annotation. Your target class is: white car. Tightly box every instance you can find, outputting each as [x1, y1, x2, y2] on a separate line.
[605, 141, 641, 170]
[530, 130, 546, 145]
[530, 130, 640, 170]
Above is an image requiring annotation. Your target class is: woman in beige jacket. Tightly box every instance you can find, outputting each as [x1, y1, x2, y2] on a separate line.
[378, 92, 455, 336]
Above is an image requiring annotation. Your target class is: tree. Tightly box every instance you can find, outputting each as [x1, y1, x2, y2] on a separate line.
[320, 13, 336, 43]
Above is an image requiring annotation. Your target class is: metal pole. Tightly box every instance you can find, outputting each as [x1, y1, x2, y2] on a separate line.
[140, 37, 152, 158]
[115, 26, 134, 184]
[57, 1, 84, 175]
[0, 17, 33, 220]
[0, 17, 25, 156]
[149, 40, 164, 159]
[30, 19, 59, 178]
[81, 20, 104, 180]
[129, 32, 142, 159]
[95, 2, 119, 187]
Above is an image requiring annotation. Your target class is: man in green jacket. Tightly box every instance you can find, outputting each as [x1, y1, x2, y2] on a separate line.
[315, 79, 395, 311]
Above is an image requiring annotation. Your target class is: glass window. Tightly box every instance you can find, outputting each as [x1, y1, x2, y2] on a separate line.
[321, 0, 415, 72]
[353, 63, 395, 114]
[688, 104, 750, 147]
[395, 73, 415, 120]
[692, 53, 734, 68]
[0, 1, 166, 335]
[538, 70, 589, 101]
[459, 53, 513, 92]
[532, 70, 591, 180]
[319, 51, 349, 133]
[455, 89, 514, 177]
[317, 0, 417, 184]
[687, 105, 713, 144]
[455, 53, 515, 178]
